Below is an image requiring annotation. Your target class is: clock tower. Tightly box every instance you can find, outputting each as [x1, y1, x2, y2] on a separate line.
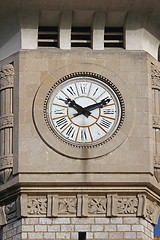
[0, 1, 160, 239]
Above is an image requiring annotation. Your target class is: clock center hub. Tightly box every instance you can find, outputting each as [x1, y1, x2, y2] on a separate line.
[68, 97, 100, 127]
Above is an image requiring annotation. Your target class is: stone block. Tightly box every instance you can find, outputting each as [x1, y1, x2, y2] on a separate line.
[35, 225, 47, 232]
[75, 224, 90, 231]
[56, 232, 70, 239]
[104, 225, 116, 231]
[44, 232, 55, 239]
[91, 224, 103, 231]
[28, 232, 43, 239]
[94, 232, 109, 239]
[61, 225, 74, 231]
[117, 224, 131, 231]
[124, 232, 136, 239]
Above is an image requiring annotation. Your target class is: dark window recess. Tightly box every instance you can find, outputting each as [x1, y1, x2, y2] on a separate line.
[71, 27, 91, 47]
[79, 232, 86, 240]
[38, 26, 58, 47]
[104, 27, 124, 48]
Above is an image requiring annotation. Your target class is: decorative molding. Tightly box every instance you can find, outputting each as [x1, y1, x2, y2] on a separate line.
[151, 62, 160, 90]
[88, 198, 106, 215]
[0, 207, 7, 226]
[117, 197, 138, 215]
[154, 155, 160, 182]
[151, 63, 160, 182]
[153, 115, 160, 129]
[145, 199, 160, 225]
[0, 64, 14, 91]
[27, 197, 47, 215]
[5, 201, 17, 221]
[0, 114, 14, 131]
[0, 194, 159, 226]
[0, 168, 13, 184]
[58, 197, 77, 215]
[0, 63, 14, 184]
[0, 155, 13, 170]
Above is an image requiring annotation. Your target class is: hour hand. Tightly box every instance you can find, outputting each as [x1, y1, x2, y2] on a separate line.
[66, 98, 91, 116]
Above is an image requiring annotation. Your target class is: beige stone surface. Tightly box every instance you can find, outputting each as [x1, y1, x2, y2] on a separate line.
[10, 50, 152, 177]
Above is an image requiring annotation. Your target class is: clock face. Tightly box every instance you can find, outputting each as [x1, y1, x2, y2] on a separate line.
[45, 73, 123, 147]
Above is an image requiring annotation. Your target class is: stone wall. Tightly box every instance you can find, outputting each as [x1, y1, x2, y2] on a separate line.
[0, 217, 154, 240]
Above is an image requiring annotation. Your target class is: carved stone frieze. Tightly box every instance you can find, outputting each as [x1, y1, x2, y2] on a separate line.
[153, 115, 160, 129]
[5, 201, 17, 221]
[0, 193, 157, 226]
[88, 198, 106, 214]
[117, 197, 138, 214]
[58, 198, 77, 215]
[27, 197, 47, 215]
[0, 115, 14, 131]
[0, 155, 13, 170]
[145, 199, 160, 225]
[0, 64, 14, 91]
[153, 155, 160, 182]
[151, 63, 160, 90]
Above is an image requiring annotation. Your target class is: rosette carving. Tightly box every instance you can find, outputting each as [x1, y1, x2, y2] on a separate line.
[58, 198, 77, 215]
[27, 197, 47, 215]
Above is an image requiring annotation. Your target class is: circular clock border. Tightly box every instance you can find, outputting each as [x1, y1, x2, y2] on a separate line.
[43, 72, 125, 148]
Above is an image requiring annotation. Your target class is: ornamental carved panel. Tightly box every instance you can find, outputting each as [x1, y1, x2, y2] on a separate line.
[88, 198, 106, 215]
[117, 197, 138, 214]
[151, 62, 160, 182]
[58, 198, 77, 215]
[0, 63, 14, 184]
[27, 197, 47, 215]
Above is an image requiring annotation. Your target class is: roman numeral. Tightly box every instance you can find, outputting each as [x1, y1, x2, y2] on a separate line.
[80, 84, 87, 94]
[103, 109, 115, 115]
[67, 86, 76, 96]
[66, 126, 75, 138]
[99, 118, 112, 129]
[55, 117, 68, 129]
[81, 129, 87, 141]
[93, 87, 99, 96]
[54, 109, 65, 115]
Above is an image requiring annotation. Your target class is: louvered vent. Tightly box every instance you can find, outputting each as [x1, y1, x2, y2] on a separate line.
[38, 26, 58, 47]
[71, 27, 91, 47]
[104, 27, 124, 48]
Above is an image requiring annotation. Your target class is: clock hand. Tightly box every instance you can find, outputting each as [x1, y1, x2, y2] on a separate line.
[72, 97, 112, 118]
[67, 98, 91, 116]
[58, 97, 91, 116]
[85, 97, 112, 111]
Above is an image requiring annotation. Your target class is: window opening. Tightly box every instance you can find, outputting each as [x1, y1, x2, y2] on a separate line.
[71, 27, 91, 47]
[79, 232, 86, 240]
[38, 26, 58, 47]
[104, 27, 123, 48]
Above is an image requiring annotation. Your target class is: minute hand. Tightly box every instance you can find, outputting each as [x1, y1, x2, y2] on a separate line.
[84, 98, 111, 111]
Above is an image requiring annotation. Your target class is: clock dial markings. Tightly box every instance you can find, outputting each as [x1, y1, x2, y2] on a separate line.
[52, 103, 68, 108]
[54, 117, 70, 130]
[75, 127, 80, 142]
[98, 117, 112, 129]
[46, 75, 122, 146]
[102, 108, 115, 115]
[96, 122, 108, 134]
[76, 82, 91, 96]
[62, 83, 78, 99]
[65, 125, 76, 138]
[88, 127, 93, 142]
[100, 115, 115, 120]
[61, 122, 72, 133]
